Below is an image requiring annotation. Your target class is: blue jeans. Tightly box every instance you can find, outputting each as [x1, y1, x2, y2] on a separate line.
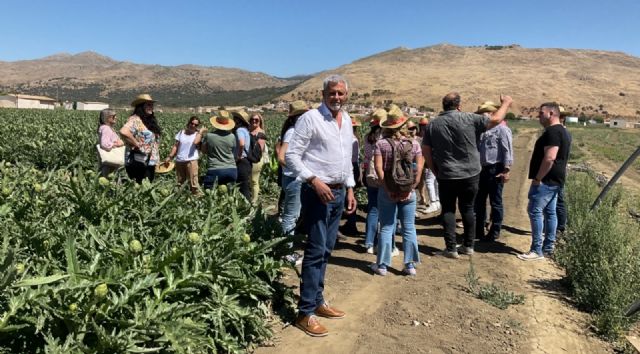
[203, 168, 237, 189]
[281, 175, 302, 236]
[364, 186, 379, 248]
[298, 183, 345, 316]
[556, 186, 567, 233]
[527, 183, 560, 255]
[376, 189, 420, 267]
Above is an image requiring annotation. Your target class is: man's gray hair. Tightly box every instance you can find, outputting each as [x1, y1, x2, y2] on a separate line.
[323, 74, 348, 92]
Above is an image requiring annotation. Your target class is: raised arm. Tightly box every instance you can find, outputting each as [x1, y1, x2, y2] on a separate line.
[486, 95, 513, 130]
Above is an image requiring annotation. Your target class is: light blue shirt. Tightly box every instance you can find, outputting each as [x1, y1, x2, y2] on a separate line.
[235, 127, 250, 159]
[479, 124, 513, 167]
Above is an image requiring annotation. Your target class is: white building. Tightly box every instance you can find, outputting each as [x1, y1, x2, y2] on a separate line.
[566, 116, 579, 124]
[76, 101, 109, 111]
[0, 94, 56, 109]
[610, 118, 629, 129]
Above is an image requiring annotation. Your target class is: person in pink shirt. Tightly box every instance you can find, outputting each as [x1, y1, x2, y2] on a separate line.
[97, 108, 124, 176]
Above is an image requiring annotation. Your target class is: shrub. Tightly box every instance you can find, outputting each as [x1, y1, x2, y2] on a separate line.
[555, 172, 640, 340]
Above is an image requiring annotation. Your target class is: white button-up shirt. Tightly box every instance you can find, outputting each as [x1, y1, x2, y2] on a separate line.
[286, 102, 356, 187]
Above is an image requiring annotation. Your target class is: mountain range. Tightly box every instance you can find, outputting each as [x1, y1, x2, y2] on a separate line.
[1, 45, 640, 117]
[0, 51, 306, 107]
[286, 44, 640, 118]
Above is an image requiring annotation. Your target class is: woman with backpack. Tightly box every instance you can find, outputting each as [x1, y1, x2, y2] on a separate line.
[370, 105, 423, 276]
[248, 113, 267, 203]
[232, 110, 253, 201]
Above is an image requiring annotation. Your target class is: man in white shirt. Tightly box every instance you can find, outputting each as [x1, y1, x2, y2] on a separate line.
[286, 74, 357, 337]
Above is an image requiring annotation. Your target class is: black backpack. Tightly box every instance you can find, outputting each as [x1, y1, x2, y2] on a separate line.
[247, 133, 263, 163]
[383, 138, 415, 193]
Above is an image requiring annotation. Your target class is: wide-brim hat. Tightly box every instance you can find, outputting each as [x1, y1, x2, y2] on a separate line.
[369, 108, 387, 127]
[476, 101, 500, 114]
[210, 110, 235, 131]
[381, 104, 408, 129]
[231, 110, 250, 125]
[155, 161, 175, 174]
[131, 94, 156, 107]
[558, 105, 569, 117]
[418, 117, 429, 126]
[288, 100, 309, 117]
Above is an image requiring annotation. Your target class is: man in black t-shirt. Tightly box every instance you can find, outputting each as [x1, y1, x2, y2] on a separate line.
[518, 102, 571, 261]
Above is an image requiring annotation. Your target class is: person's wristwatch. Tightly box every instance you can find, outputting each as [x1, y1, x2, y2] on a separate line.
[307, 176, 317, 187]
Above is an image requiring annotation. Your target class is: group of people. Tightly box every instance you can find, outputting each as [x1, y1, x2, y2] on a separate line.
[96, 94, 268, 202]
[97, 76, 571, 338]
[276, 75, 570, 337]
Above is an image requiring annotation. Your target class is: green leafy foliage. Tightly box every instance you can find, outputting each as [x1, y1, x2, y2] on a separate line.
[555, 173, 640, 340]
[465, 258, 525, 310]
[0, 161, 290, 353]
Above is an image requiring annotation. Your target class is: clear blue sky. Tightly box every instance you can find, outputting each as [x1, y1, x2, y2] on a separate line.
[1, 0, 638, 77]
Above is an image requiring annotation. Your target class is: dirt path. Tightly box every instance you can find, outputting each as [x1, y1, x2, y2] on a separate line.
[257, 128, 611, 354]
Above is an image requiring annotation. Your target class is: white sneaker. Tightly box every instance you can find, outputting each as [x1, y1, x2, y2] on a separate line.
[366, 246, 374, 254]
[424, 201, 441, 213]
[457, 246, 474, 256]
[391, 247, 400, 257]
[284, 252, 304, 266]
[517, 252, 544, 261]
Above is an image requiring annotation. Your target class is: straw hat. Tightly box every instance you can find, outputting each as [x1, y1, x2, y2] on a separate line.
[231, 110, 250, 126]
[131, 94, 156, 107]
[368, 108, 387, 127]
[476, 101, 500, 114]
[380, 104, 408, 129]
[288, 100, 309, 117]
[418, 117, 429, 126]
[210, 110, 235, 131]
[155, 161, 175, 174]
[558, 105, 569, 117]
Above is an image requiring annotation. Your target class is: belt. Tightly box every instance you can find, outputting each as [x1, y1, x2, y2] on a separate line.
[325, 183, 344, 189]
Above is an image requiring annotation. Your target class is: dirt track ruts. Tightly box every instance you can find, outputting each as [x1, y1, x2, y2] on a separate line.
[256, 128, 612, 354]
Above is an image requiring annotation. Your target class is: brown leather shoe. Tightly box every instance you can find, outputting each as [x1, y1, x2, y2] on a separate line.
[295, 315, 328, 337]
[315, 303, 345, 319]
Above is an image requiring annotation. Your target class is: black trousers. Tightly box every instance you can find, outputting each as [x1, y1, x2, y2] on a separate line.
[125, 162, 155, 184]
[236, 158, 253, 201]
[474, 164, 505, 240]
[437, 174, 480, 251]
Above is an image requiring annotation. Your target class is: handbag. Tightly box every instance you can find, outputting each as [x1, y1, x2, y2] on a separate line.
[96, 144, 125, 167]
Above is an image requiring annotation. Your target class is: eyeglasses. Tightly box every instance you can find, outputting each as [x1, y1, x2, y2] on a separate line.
[408, 127, 417, 131]
[190, 122, 200, 127]
[250, 119, 260, 122]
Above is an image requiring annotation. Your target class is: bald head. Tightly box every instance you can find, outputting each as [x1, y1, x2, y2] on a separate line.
[442, 92, 461, 111]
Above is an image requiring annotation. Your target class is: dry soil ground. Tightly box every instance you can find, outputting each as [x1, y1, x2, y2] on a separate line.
[256, 128, 613, 354]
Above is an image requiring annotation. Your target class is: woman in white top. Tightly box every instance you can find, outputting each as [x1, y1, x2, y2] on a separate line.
[165, 116, 204, 194]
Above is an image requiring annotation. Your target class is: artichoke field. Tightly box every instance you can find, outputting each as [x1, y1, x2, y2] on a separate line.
[0, 108, 290, 353]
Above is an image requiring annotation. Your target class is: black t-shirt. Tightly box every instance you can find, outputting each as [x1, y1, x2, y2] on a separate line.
[528, 124, 570, 186]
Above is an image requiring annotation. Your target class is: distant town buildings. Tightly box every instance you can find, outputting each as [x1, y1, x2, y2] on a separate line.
[0, 94, 56, 109]
[75, 102, 109, 111]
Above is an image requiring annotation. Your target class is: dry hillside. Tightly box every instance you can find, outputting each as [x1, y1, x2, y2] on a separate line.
[286, 44, 640, 118]
[0, 52, 303, 106]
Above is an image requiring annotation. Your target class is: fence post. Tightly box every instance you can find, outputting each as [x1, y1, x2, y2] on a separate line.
[591, 146, 640, 210]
